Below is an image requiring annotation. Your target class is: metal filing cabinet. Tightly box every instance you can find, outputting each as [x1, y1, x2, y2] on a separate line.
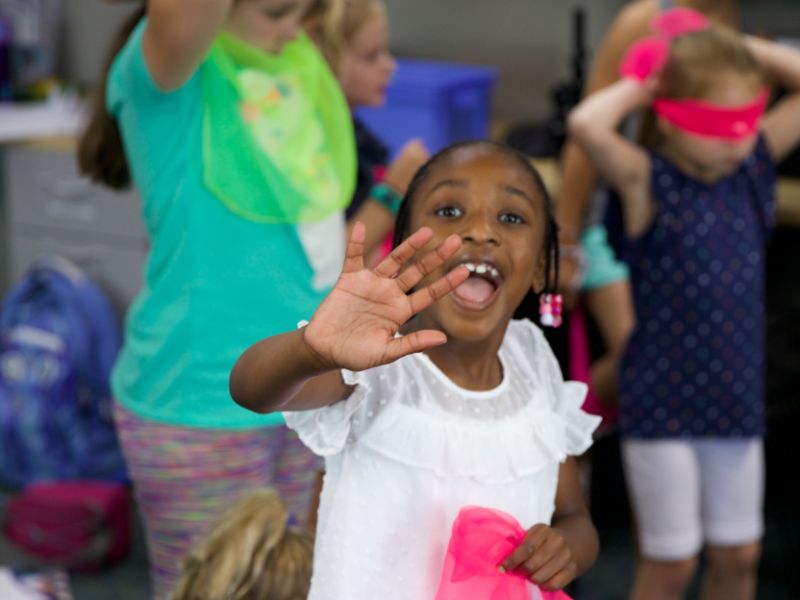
[2, 144, 146, 312]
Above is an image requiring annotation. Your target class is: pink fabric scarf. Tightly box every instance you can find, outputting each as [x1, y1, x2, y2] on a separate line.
[435, 506, 573, 600]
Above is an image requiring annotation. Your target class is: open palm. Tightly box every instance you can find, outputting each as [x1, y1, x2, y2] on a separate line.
[304, 223, 468, 372]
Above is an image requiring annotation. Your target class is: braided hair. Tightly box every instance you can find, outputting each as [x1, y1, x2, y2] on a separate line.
[392, 140, 560, 294]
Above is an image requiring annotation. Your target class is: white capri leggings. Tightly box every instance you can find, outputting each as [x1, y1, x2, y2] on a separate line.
[621, 438, 764, 561]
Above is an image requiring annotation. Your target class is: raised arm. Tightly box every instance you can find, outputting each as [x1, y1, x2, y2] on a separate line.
[557, 1, 656, 249]
[567, 78, 654, 238]
[230, 223, 469, 414]
[348, 140, 430, 257]
[747, 36, 800, 162]
[143, 0, 234, 90]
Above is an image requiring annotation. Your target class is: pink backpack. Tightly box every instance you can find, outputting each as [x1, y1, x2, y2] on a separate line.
[3, 481, 132, 571]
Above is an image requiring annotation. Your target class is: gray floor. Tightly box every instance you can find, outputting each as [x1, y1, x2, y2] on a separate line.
[2, 429, 799, 600]
[2, 500, 798, 599]
[0, 492, 150, 600]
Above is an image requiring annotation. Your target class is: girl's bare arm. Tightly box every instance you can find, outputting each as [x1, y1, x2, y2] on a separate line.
[230, 224, 468, 414]
[499, 457, 599, 590]
[549, 458, 600, 578]
[558, 0, 656, 245]
[143, 0, 234, 90]
[567, 79, 654, 237]
[748, 36, 800, 162]
[348, 140, 430, 257]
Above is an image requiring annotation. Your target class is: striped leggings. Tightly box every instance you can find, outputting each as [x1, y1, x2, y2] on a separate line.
[113, 403, 321, 600]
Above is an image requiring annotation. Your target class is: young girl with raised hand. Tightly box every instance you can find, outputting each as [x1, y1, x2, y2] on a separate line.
[568, 9, 800, 599]
[231, 141, 601, 599]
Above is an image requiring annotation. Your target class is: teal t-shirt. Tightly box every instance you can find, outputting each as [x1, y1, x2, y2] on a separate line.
[107, 21, 333, 429]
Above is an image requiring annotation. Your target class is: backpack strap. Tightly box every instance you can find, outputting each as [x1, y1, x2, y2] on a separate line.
[38, 258, 121, 402]
[33, 255, 87, 285]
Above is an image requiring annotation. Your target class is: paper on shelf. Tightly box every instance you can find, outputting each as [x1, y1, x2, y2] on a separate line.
[0, 94, 86, 143]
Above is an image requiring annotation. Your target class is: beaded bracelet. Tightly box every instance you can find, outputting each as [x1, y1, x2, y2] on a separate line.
[370, 182, 404, 216]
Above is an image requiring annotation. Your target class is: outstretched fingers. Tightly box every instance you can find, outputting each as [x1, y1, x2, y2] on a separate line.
[408, 263, 469, 316]
[342, 221, 367, 274]
[394, 234, 463, 293]
[373, 227, 434, 278]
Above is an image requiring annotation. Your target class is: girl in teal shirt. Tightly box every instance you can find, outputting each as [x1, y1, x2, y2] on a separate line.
[79, 1, 357, 597]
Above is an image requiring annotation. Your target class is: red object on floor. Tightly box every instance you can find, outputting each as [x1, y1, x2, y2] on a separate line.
[3, 481, 132, 571]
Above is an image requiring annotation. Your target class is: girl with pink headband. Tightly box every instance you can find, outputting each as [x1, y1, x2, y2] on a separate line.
[569, 8, 800, 600]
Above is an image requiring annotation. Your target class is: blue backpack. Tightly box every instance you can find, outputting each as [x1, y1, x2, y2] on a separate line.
[0, 256, 127, 489]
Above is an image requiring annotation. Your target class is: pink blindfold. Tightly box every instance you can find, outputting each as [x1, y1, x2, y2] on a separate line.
[653, 89, 769, 140]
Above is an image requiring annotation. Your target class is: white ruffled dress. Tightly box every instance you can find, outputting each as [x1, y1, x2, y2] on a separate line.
[285, 319, 601, 600]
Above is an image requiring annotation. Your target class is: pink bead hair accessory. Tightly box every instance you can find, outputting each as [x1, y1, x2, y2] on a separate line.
[435, 506, 573, 600]
[539, 293, 563, 328]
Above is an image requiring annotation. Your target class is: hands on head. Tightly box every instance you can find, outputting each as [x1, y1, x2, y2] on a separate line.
[303, 222, 469, 372]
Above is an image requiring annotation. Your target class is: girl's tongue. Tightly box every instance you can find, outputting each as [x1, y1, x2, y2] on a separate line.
[453, 277, 496, 305]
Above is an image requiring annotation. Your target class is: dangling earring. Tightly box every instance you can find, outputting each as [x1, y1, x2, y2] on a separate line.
[539, 293, 563, 328]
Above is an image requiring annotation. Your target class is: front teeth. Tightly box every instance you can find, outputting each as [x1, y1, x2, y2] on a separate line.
[464, 262, 500, 279]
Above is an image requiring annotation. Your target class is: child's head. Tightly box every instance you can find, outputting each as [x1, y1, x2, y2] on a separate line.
[79, 0, 322, 190]
[171, 488, 313, 600]
[392, 141, 558, 340]
[225, 0, 316, 55]
[307, 0, 395, 107]
[655, 25, 766, 178]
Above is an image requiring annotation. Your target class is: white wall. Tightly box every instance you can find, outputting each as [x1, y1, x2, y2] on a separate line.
[384, 0, 627, 121]
[62, 0, 800, 122]
[62, 0, 139, 88]
[384, 0, 800, 121]
[61, 0, 629, 121]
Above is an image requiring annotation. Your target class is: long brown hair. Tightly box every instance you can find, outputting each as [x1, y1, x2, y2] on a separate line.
[77, 5, 145, 190]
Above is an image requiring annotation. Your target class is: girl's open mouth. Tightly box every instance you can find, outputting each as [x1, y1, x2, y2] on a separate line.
[450, 260, 503, 311]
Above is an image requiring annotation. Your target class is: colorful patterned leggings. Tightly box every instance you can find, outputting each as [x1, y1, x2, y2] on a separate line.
[113, 403, 321, 600]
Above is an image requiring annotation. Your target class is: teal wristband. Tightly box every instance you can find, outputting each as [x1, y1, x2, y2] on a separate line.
[370, 182, 403, 215]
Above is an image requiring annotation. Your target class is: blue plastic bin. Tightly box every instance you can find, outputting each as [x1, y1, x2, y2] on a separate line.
[356, 58, 497, 158]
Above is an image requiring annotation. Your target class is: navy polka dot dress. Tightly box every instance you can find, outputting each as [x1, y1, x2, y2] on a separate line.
[619, 136, 777, 439]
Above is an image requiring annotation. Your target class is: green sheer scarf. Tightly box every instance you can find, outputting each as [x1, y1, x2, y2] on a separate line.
[203, 32, 355, 224]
